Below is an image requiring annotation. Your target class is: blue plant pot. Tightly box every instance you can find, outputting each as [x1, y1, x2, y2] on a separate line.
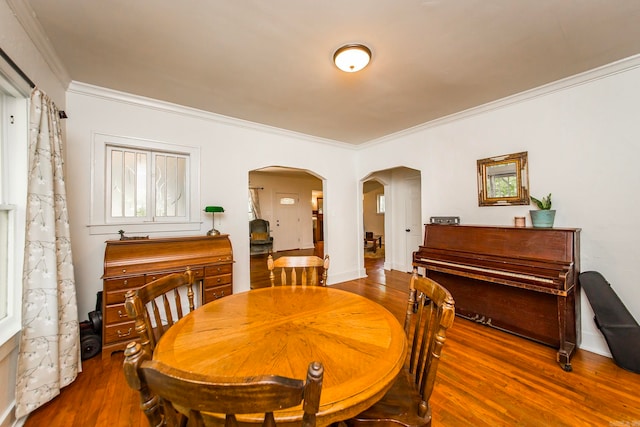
[530, 210, 556, 228]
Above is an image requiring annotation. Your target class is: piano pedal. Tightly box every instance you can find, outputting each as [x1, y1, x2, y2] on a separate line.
[471, 314, 492, 326]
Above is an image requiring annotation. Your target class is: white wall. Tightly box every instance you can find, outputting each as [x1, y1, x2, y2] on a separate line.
[357, 59, 640, 356]
[64, 83, 364, 321]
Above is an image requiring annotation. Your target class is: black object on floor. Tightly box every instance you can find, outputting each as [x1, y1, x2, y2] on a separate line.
[79, 291, 103, 360]
[579, 271, 640, 374]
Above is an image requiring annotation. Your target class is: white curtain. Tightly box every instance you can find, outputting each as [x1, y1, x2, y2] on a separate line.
[249, 188, 261, 219]
[15, 89, 80, 418]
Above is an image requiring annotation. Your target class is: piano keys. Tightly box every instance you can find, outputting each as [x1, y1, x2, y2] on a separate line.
[412, 224, 581, 371]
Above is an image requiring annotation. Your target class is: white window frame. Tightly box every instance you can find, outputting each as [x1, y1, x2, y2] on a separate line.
[90, 133, 201, 235]
[0, 70, 28, 346]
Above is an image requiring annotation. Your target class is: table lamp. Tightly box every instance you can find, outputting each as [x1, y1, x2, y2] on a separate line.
[204, 206, 224, 235]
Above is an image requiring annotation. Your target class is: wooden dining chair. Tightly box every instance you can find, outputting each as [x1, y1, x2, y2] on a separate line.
[268, 255, 330, 287]
[345, 270, 455, 427]
[124, 269, 198, 353]
[123, 341, 324, 427]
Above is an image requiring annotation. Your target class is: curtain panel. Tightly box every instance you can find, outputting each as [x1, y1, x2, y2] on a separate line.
[250, 188, 261, 219]
[15, 89, 80, 418]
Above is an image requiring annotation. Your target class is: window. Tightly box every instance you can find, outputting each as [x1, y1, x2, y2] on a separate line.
[248, 193, 255, 221]
[376, 194, 385, 214]
[91, 134, 201, 235]
[487, 173, 517, 198]
[107, 146, 187, 221]
[0, 70, 28, 344]
[279, 197, 296, 205]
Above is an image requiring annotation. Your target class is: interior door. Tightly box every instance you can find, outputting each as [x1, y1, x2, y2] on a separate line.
[273, 192, 301, 251]
[404, 177, 422, 272]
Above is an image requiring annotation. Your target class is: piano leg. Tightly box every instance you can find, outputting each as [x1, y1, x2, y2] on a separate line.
[557, 344, 575, 372]
[556, 292, 578, 371]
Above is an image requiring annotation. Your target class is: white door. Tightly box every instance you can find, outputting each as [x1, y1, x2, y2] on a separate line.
[404, 177, 422, 272]
[273, 192, 301, 251]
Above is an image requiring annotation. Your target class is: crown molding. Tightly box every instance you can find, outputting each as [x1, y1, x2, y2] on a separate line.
[361, 53, 640, 149]
[67, 81, 356, 150]
[7, 0, 72, 87]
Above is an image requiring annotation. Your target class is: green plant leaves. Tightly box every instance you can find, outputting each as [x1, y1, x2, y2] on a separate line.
[530, 193, 552, 210]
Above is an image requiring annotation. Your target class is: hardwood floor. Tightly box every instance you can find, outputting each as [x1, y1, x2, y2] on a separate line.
[24, 248, 640, 426]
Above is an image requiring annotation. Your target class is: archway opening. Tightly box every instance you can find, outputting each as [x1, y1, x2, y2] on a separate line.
[248, 166, 325, 288]
[361, 167, 421, 278]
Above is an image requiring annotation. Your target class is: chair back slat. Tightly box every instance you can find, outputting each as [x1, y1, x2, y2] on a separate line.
[407, 271, 455, 413]
[123, 342, 324, 427]
[268, 255, 330, 287]
[125, 269, 197, 354]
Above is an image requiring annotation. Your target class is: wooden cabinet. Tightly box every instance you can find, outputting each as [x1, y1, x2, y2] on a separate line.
[101, 235, 233, 358]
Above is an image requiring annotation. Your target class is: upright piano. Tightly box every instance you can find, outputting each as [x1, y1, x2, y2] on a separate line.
[413, 224, 581, 370]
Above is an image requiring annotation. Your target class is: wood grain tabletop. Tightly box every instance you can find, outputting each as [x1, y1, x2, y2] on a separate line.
[154, 286, 407, 426]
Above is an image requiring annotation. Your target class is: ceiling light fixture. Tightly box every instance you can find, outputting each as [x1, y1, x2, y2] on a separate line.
[333, 44, 371, 73]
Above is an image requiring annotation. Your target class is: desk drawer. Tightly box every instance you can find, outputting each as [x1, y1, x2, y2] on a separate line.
[104, 276, 146, 292]
[146, 267, 204, 283]
[205, 264, 232, 276]
[104, 287, 143, 305]
[204, 273, 232, 288]
[104, 320, 136, 344]
[104, 303, 130, 324]
[204, 284, 233, 302]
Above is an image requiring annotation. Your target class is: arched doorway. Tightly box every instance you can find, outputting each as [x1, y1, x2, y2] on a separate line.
[361, 167, 421, 274]
[363, 179, 385, 266]
[248, 166, 325, 288]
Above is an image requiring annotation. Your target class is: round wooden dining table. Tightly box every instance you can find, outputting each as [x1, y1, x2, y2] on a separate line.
[153, 286, 407, 426]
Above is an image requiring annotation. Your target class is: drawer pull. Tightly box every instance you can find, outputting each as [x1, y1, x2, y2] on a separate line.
[216, 278, 221, 283]
[214, 291, 225, 299]
[117, 328, 133, 338]
[123, 279, 128, 285]
[117, 310, 127, 318]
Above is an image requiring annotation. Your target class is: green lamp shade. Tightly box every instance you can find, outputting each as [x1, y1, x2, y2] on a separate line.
[204, 206, 224, 213]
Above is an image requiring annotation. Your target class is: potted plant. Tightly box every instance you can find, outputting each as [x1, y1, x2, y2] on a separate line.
[529, 193, 556, 228]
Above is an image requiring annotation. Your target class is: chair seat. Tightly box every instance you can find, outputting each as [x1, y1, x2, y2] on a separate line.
[347, 367, 431, 427]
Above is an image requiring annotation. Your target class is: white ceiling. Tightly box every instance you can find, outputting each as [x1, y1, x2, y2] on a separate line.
[23, 0, 640, 145]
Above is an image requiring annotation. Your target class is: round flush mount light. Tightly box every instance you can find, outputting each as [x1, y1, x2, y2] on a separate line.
[333, 44, 372, 73]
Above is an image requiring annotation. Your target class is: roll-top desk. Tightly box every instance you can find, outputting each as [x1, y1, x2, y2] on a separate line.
[101, 235, 233, 358]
